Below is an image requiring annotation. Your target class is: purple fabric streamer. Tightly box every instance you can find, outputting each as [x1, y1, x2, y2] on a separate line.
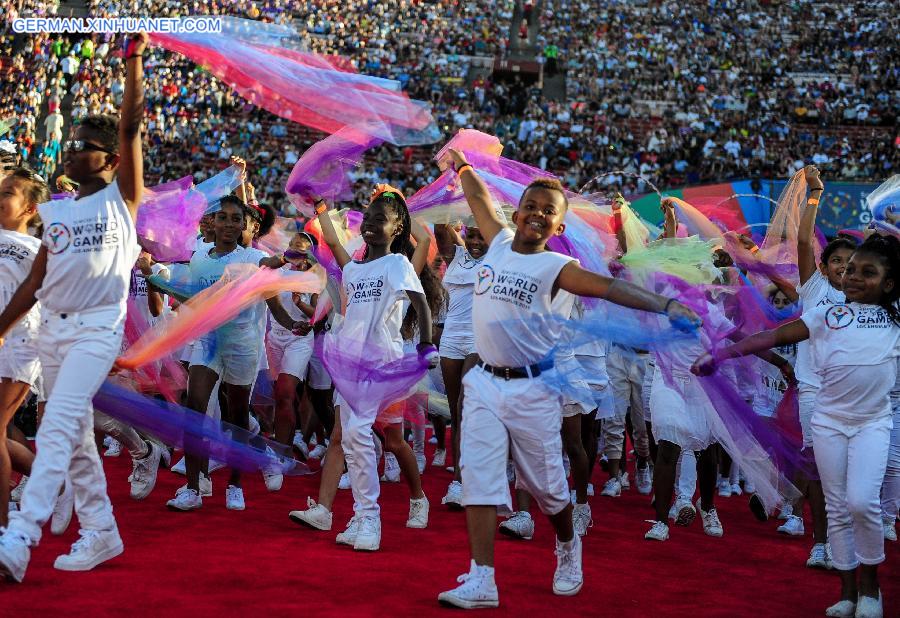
[286, 129, 383, 215]
[195, 165, 244, 206]
[136, 176, 207, 262]
[93, 381, 312, 475]
[321, 335, 429, 422]
[51, 192, 76, 200]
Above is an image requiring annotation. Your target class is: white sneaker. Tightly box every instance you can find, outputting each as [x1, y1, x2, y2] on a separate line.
[825, 599, 857, 618]
[415, 452, 426, 474]
[442, 480, 463, 509]
[635, 465, 652, 495]
[644, 520, 669, 541]
[573, 503, 592, 537]
[167, 488, 202, 511]
[428, 435, 438, 445]
[225, 485, 245, 510]
[600, 477, 622, 497]
[717, 478, 731, 497]
[336, 516, 360, 546]
[553, 535, 583, 596]
[777, 504, 794, 520]
[697, 499, 723, 537]
[9, 476, 27, 503]
[438, 561, 499, 609]
[743, 480, 756, 494]
[289, 498, 333, 531]
[103, 435, 112, 448]
[777, 515, 806, 537]
[338, 472, 352, 490]
[50, 479, 74, 535]
[262, 447, 284, 492]
[884, 517, 897, 542]
[854, 591, 883, 618]
[0, 528, 31, 582]
[498, 511, 534, 540]
[308, 444, 327, 460]
[619, 472, 630, 490]
[674, 500, 697, 527]
[292, 431, 309, 459]
[586, 482, 594, 497]
[104, 438, 122, 457]
[130, 441, 162, 500]
[806, 542, 833, 569]
[54, 528, 123, 572]
[171, 456, 187, 475]
[177, 473, 212, 497]
[248, 414, 261, 436]
[381, 453, 400, 483]
[432, 449, 446, 467]
[353, 515, 381, 551]
[730, 482, 742, 496]
[407, 496, 429, 529]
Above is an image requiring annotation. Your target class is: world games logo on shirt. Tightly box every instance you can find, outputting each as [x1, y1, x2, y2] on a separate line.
[459, 252, 483, 270]
[45, 222, 71, 254]
[824, 305, 854, 330]
[474, 265, 494, 295]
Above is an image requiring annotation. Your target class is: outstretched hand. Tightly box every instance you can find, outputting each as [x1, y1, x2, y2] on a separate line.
[666, 300, 702, 332]
[691, 353, 717, 376]
[803, 165, 824, 192]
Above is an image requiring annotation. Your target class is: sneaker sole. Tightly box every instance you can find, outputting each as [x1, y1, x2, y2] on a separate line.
[54, 542, 123, 572]
[442, 500, 464, 511]
[406, 521, 428, 529]
[353, 543, 380, 552]
[438, 595, 499, 609]
[777, 529, 805, 537]
[553, 581, 583, 596]
[289, 513, 332, 531]
[498, 527, 533, 541]
[226, 504, 246, 511]
[166, 503, 201, 512]
[675, 507, 696, 527]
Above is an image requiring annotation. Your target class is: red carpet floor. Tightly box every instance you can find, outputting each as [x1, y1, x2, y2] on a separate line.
[4, 444, 898, 617]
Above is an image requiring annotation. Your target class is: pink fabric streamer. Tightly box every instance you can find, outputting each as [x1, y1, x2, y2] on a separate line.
[136, 176, 207, 262]
[151, 17, 438, 146]
[121, 298, 187, 402]
[118, 264, 325, 370]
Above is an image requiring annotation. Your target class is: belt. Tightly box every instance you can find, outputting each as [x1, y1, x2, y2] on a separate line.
[477, 359, 553, 380]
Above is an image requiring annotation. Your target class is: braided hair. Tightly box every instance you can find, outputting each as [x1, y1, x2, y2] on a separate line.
[853, 233, 900, 325]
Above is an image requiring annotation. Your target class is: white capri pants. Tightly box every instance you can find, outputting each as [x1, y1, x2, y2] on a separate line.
[607, 347, 651, 459]
[10, 305, 124, 544]
[812, 411, 892, 570]
[460, 366, 568, 516]
[798, 383, 817, 449]
[335, 393, 381, 517]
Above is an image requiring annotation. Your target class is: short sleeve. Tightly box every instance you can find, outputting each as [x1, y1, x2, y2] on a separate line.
[798, 270, 826, 304]
[800, 305, 824, 338]
[390, 255, 424, 296]
[36, 201, 57, 248]
[488, 227, 514, 251]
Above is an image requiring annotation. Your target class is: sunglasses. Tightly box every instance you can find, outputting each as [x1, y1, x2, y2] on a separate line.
[63, 140, 116, 155]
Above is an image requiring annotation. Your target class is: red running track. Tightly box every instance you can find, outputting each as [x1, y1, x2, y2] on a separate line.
[3, 446, 898, 617]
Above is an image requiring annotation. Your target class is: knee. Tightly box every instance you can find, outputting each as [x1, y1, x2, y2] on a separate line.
[656, 442, 680, 467]
[846, 488, 879, 521]
[274, 381, 296, 404]
[384, 431, 405, 454]
[342, 420, 371, 450]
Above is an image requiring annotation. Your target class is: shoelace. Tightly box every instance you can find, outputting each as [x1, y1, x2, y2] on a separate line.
[554, 544, 580, 580]
[0, 527, 29, 548]
[705, 509, 722, 528]
[70, 529, 101, 554]
[358, 517, 378, 535]
[410, 501, 425, 518]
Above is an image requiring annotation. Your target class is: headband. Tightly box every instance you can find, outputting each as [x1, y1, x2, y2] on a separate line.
[369, 183, 406, 205]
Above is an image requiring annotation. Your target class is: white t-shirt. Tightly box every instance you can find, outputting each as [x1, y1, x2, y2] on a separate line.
[128, 263, 169, 327]
[752, 343, 797, 417]
[36, 181, 140, 314]
[800, 302, 900, 420]
[442, 244, 483, 338]
[0, 229, 42, 336]
[795, 271, 845, 388]
[269, 272, 314, 346]
[189, 244, 267, 331]
[654, 300, 733, 375]
[471, 228, 575, 367]
[335, 254, 424, 360]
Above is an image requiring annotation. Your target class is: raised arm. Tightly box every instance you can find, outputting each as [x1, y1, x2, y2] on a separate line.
[661, 197, 677, 239]
[230, 156, 249, 203]
[556, 261, 701, 331]
[443, 149, 504, 245]
[434, 223, 463, 264]
[612, 194, 628, 255]
[118, 32, 147, 219]
[409, 217, 432, 275]
[797, 166, 825, 285]
[0, 246, 47, 341]
[313, 199, 352, 268]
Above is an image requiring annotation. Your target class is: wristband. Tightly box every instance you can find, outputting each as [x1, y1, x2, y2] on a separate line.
[663, 298, 677, 315]
[124, 37, 142, 59]
[456, 163, 473, 175]
[750, 246, 759, 254]
[807, 197, 820, 206]
[314, 199, 328, 215]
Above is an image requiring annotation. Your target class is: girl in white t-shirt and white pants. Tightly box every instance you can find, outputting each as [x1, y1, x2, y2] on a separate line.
[694, 234, 900, 618]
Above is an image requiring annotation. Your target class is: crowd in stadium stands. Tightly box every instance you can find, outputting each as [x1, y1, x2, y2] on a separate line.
[0, 0, 896, 212]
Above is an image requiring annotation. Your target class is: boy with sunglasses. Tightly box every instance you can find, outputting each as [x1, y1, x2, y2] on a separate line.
[0, 32, 149, 582]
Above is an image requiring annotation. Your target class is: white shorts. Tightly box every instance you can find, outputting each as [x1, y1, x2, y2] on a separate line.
[0, 331, 41, 386]
[649, 368, 715, 452]
[460, 366, 569, 516]
[798, 383, 816, 450]
[439, 332, 475, 361]
[307, 348, 331, 390]
[190, 332, 260, 387]
[267, 333, 314, 380]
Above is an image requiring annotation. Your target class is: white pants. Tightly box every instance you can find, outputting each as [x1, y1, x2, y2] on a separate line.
[607, 347, 651, 459]
[811, 411, 892, 570]
[881, 404, 900, 523]
[676, 449, 698, 501]
[10, 305, 124, 544]
[337, 396, 380, 517]
[460, 367, 568, 515]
